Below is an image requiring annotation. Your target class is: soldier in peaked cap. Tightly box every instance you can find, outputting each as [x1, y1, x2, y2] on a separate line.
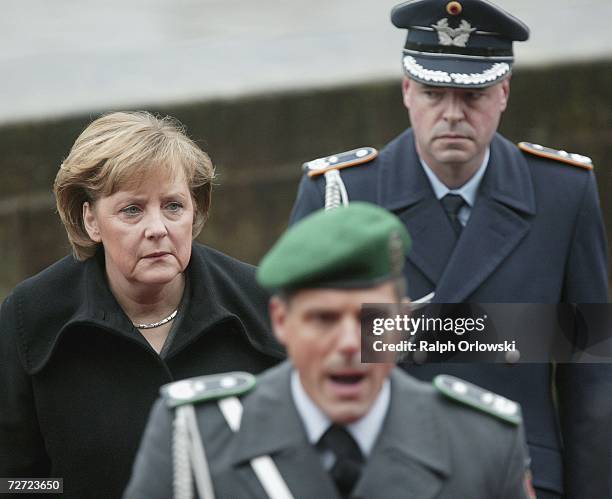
[289, 2, 611, 499]
[393, 0, 529, 88]
[124, 203, 535, 499]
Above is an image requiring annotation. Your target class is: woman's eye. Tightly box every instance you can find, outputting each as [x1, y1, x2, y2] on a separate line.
[120, 205, 141, 216]
[166, 202, 183, 212]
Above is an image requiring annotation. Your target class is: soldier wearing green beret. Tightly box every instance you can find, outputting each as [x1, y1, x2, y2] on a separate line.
[124, 203, 534, 499]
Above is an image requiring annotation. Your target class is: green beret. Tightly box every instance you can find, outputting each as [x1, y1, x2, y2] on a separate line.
[257, 202, 411, 291]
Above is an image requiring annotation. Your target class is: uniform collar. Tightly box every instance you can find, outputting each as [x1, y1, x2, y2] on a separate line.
[230, 363, 451, 499]
[481, 135, 536, 215]
[419, 148, 490, 206]
[290, 369, 390, 457]
[379, 130, 535, 216]
[231, 362, 450, 473]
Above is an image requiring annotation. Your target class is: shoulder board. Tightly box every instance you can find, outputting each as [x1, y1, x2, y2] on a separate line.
[160, 371, 256, 408]
[518, 142, 593, 170]
[433, 375, 521, 425]
[303, 147, 378, 178]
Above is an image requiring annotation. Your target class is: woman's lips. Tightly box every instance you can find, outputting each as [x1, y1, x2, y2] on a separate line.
[144, 252, 170, 258]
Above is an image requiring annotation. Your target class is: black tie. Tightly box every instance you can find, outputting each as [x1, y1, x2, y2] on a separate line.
[441, 193, 466, 235]
[318, 425, 364, 497]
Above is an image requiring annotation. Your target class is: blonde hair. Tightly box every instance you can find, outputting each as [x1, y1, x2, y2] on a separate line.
[54, 111, 215, 260]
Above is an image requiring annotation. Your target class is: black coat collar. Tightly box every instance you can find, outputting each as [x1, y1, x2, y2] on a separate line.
[17, 244, 283, 374]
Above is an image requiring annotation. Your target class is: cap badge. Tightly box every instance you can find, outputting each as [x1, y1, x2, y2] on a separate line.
[432, 18, 476, 47]
[446, 1, 463, 16]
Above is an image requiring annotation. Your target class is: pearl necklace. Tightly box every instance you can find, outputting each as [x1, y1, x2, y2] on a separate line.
[134, 309, 178, 329]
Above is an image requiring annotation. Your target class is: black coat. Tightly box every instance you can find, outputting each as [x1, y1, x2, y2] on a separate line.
[0, 243, 284, 499]
[290, 130, 611, 499]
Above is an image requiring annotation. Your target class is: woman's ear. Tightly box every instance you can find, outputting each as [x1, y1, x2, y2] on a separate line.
[83, 202, 102, 243]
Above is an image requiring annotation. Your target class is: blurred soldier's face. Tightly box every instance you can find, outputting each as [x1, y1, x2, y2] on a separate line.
[270, 282, 397, 424]
[402, 78, 509, 177]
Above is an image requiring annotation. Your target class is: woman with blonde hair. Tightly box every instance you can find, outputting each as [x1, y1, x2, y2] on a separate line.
[0, 111, 282, 498]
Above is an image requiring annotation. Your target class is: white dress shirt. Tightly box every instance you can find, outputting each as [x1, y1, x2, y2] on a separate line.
[290, 370, 390, 469]
[420, 148, 490, 227]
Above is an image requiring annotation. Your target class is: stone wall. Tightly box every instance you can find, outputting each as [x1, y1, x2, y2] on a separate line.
[1, 60, 611, 299]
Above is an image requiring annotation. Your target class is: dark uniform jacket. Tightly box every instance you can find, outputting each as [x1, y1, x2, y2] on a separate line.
[124, 361, 531, 499]
[289, 129, 611, 498]
[0, 243, 284, 499]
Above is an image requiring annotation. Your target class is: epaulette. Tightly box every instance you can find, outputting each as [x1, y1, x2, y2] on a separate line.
[160, 372, 256, 408]
[518, 142, 593, 170]
[302, 147, 378, 178]
[434, 375, 521, 425]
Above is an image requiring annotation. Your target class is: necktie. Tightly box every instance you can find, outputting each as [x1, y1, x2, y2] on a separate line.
[440, 193, 466, 235]
[318, 425, 364, 497]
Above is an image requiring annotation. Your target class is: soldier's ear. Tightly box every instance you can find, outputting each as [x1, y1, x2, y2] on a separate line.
[401, 77, 412, 109]
[499, 77, 511, 111]
[269, 296, 289, 345]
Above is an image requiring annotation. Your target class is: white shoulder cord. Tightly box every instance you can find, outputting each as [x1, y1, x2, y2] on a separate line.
[173, 405, 216, 499]
[173, 406, 194, 499]
[218, 397, 296, 499]
[323, 169, 349, 210]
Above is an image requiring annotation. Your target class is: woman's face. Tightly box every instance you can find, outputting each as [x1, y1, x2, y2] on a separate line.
[83, 169, 194, 290]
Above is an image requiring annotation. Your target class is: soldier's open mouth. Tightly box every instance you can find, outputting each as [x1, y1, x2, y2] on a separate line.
[330, 374, 365, 384]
